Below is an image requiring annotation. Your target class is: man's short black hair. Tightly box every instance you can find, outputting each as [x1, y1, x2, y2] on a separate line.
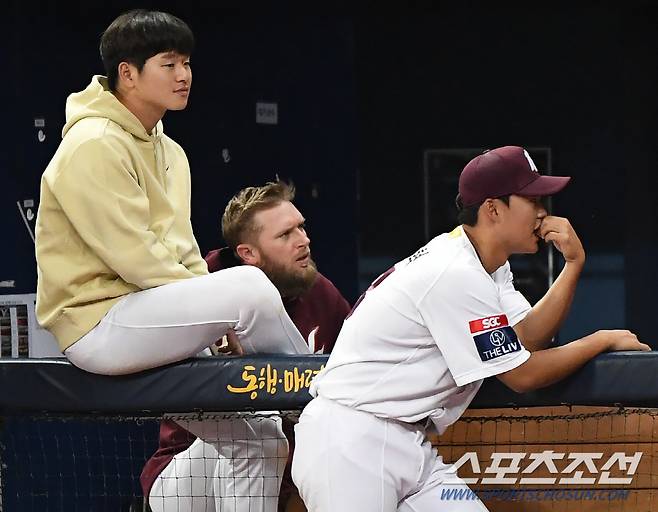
[100, 10, 195, 91]
[455, 194, 510, 226]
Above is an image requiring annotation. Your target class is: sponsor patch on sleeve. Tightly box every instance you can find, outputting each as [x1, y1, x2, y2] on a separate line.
[469, 314, 521, 362]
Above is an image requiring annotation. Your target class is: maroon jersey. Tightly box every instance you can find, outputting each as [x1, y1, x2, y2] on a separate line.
[140, 248, 351, 503]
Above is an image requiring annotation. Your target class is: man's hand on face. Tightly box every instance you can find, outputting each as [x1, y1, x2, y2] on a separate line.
[538, 216, 585, 266]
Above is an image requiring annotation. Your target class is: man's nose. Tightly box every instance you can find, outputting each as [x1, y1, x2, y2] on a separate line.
[177, 64, 191, 82]
[297, 229, 310, 247]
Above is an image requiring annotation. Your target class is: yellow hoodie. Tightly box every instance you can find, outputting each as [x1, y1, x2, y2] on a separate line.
[35, 76, 208, 351]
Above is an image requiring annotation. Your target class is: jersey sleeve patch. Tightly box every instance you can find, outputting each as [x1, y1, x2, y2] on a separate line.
[469, 314, 509, 333]
[469, 315, 520, 362]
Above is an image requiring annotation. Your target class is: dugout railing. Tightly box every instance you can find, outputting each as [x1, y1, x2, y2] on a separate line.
[1, 352, 656, 511]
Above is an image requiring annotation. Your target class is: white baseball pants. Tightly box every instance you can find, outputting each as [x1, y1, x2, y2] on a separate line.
[292, 396, 489, 512]
[149, 413, 288, 512]
[64, 265, 308, 375]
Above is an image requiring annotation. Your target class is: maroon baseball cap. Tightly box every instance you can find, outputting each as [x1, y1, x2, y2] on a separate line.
[458, 146, 571, 207]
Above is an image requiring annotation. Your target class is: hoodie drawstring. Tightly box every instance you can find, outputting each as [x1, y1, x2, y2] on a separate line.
[151, 126, 167, 191]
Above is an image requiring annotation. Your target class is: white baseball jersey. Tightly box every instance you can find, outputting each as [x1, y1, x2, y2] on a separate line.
[311, 225, 532, 433]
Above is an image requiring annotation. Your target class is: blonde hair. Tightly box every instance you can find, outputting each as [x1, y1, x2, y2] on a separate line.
[222, 180, 296, 249]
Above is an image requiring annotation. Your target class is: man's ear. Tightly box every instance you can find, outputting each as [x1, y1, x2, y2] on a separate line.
[235, 243, 259, 266]
[481, 198, 501, 223]
[117, 61, 136, 89]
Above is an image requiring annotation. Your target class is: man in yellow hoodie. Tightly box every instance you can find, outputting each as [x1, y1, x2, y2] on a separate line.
[35, 10, 309, 375]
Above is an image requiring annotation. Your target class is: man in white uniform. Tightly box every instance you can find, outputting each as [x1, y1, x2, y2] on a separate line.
[291, 146, 650, 512]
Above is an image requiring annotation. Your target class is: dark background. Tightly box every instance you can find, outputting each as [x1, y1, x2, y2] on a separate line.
[2, 1, 657, 344]
[1, 2, 657, 510]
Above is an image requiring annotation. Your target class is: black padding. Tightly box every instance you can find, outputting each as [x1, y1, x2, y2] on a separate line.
[0, 355, 328, 415]
[0, 351, 655, 415]
[471, 351, 658, 408]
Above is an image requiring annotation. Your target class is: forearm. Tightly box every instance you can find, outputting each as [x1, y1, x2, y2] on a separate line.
[53, 141, 200, 288]
[117, 238, 200, 287]
[500, 331, 608, 392]
[179, 228, 209, 277]
[516, 259, 583, 350]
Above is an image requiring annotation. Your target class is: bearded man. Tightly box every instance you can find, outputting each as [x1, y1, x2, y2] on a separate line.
[142, 180, 351, 512]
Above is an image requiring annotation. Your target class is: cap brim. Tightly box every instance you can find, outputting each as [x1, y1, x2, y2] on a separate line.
[519, 175, 571, 197]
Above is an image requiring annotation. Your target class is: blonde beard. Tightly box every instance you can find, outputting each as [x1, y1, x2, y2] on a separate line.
[259, 257, 318, 299]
